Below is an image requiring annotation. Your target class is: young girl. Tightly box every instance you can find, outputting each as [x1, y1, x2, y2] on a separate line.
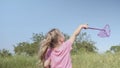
[38, 24, 88, 68]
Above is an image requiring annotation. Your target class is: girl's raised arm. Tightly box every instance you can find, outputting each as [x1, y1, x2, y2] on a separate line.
[69, 24, 88, 44]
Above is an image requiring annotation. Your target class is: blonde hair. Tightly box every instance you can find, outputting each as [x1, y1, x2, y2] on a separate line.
[38, 28, 62, 67]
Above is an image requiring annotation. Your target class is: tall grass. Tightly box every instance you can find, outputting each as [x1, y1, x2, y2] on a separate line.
[0, 55, 37, 68]
[72, 52, 120, 68]
[0, 53, 120, 68]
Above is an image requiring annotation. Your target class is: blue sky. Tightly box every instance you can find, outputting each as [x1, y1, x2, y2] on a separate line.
[0, 0, 120, 53]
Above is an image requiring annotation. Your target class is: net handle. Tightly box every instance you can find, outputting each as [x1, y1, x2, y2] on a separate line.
[88, 27, 105, 31]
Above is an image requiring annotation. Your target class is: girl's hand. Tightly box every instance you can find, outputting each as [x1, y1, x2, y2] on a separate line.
[44, 57, 51, 68]
[81, 24, 88, 29]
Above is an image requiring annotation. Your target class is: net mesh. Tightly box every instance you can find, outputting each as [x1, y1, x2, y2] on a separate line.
[97, 24, 111, 38]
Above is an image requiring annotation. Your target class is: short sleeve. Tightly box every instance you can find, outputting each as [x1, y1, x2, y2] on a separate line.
[51, 40, 73, 56]
[64, 40, 73, 51]
[45, 48, 52, 60]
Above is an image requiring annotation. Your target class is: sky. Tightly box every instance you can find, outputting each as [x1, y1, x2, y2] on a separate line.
[0, 0, 120, 53]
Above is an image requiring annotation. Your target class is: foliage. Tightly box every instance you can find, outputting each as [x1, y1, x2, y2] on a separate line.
[0, 49, 12, 57]
[110, 44, 120, 53]
[13, 33, 45, 56]
[72, 32, 97, 54]
[14, 42, 32, 56]
[14, 32, 97, 56]
[32, 33, 45, 43]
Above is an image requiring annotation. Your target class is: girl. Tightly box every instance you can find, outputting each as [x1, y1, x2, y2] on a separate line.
[38, 24, 88, 68]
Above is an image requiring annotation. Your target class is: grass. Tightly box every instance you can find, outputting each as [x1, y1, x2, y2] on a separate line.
[0, 55, 37, 68]
[0, 53, 120, 68]
[72, 52, 120, 68]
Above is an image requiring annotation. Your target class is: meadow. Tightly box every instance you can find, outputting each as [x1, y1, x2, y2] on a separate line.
[0, 53, 120, 68]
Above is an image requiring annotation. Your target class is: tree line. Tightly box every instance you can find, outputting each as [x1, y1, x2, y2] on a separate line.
[0, 32, 120, 57]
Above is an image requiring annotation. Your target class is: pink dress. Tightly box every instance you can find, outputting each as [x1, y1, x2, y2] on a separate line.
[46, 40, 72, 68]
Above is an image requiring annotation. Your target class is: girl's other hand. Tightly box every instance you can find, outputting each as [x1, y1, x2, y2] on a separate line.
[44, 57, 51, 68]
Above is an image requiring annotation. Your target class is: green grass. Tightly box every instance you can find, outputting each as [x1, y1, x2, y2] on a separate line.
[0, 55, 37, 68]
[0, 53, 120, 68]
[72, 52, 120, 68]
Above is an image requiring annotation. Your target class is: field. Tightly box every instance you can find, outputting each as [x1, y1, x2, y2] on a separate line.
[72, 53, 120, 68]
[0, 53, 120, 68]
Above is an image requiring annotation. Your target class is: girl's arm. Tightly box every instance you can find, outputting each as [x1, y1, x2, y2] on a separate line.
[44, 57, 51, 68]
[69, 24, 88, 43]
